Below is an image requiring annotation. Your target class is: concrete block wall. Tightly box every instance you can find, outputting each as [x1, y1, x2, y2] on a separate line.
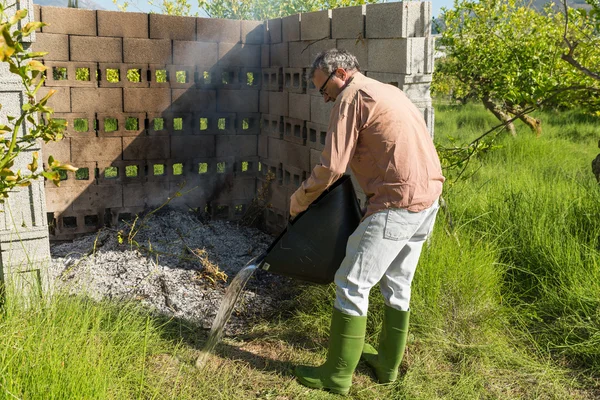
[34, 5, 264, 240]
[260, 2, 434, 231]
[0, 0, 50, 299]
[33, 2, 433, 237]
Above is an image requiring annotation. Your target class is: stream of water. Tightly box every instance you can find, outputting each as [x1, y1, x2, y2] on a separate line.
[195, 256, 263, 368]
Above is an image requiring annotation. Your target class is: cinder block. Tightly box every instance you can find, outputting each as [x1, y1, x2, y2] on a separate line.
[41, 6, 96, 36]
[282, 164, 307, 189]
[266, 18, 282, 43]
[98, 63, 150, 88]
[37, 86, 70, 112]
[367, 39, 410, 74]
[242, 20, 264, 44]
[70, 36, 122, 63]
[281, 141, 310, 171]
[123, 136, 170, 160]
[308, 39, 336, 63]
[267, 137, 283, 162]
[45, 186, 78, 213]
[42, 139, 71, 164]
[72, 185, 123, 211]
[32, 33, 68, 61]
[283, 68, 305, 93]
[148, 64, 170, 88]
[289, 41, 312, 68]
[150, 13, 196, 41]
[337, 39, 368, 71]
[98, 10, 149, 38]
[216, 135, 257, 158]
[366, 2, 429, 39]
[238, 66, 264, 90]
[97, 112, 146, 137]
[268, 91, 288, 116]
[123, 182, 170, 208]
[124, 38, 172, 64]
[167, 65, 195, 88]
[43, 61, 97, 87]
[197, 17, 241, 43]
[218, 43, 261, 67]
[288, 93, 310, 121]
[262, 114, 283, 138]
[310, 95, 334, 125]
[261, 67, 282, 91]
[235, 112, 261, 134]
[171, 89, 217, 112]
[216, 90, 258, 113]
[283, 117, 306, 145]
[258, 135, 268, 158]
[282, 14, 300, 42]
[51, 112, 95, 139]
[124, 88, 170, 112]
[261, 45, 270, 67]
[260, 90, 269, 114]
[72, 88, 123, 113]
[71, 137, 123, 162]
[171, 136, 216, 158]
[300, 10, 331, 41]
[332, 5, 365, 39]
[173, 41, 218, 67]
[306, 121, 327, 151]
[270, 42, 288, 67]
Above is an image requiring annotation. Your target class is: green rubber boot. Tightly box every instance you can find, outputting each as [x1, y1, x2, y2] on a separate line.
[362, 306, 410, 384]
[294, 308, 367, 395]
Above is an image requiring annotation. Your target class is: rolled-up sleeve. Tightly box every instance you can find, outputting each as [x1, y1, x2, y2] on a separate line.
[291, 98, 361, 210]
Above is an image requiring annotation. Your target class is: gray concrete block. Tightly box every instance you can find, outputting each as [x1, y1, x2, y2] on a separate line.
[216, 135, 257, 158]
[171, 136, 216, 159]
[301, 10, 331, 41]
[332, 5, 365, 39]
[124, 38, 172, 64]
[308, 39, 337, 64]
[41, 6, 96, 36]
[306, 121, 327, 151]
[270, 42, 288, 67]
[310, 95, 334, 125]
[367, 39, 410, 74]
[98, 10, 149, 38]
[282, 14, 300, 42]
[261, 67, 282, 91]
[260, 90, 269, 113]
[288, 93, 310, 121]
[283, 117, 306, 145]
[266, 18, 282, 43]
[289, 41, 312, 68]
[32, 33, 69, 61]
[261, 45, 270, 67]
[218, 43, 261, 68]
[242, 20, 264, 44]
[268, 91, 288, 117]
[171, 89, 216, 112]
[366, 2, 429, 39]
[337, 38, 368, 71]
[173, 41, 218, 67]
[217, 90, 259, 113]
[283, 68, 305, 93]
[197, 17, 241, 43]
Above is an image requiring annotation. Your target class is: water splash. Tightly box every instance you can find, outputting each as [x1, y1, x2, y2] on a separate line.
[196, 255, 263, 368]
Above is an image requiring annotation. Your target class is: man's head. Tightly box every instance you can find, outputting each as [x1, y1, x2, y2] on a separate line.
[307, 49, 360, 103]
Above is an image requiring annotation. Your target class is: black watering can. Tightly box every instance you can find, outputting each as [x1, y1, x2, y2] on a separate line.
[255, 175, 363, 284]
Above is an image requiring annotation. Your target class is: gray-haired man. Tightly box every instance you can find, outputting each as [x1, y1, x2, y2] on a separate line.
[290, 49, 444, 394]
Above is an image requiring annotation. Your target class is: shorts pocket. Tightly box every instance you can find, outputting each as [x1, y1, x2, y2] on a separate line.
[383, 209, 422, 241]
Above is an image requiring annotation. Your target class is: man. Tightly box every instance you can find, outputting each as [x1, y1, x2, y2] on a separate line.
[290, 49, 445, 395]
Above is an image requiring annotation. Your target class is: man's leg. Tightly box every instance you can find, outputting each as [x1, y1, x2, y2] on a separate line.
[294, 210, 416, 394]
[362, 202, 440, 383]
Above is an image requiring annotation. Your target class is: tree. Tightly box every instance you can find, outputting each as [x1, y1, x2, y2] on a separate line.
[0, 5, 74, 203]
[433, 0, 600, 136]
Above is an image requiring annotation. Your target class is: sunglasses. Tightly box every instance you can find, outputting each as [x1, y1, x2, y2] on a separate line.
[319, 71, 336, 96]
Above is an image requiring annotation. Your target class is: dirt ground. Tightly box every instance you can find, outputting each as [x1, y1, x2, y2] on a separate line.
[48, 209, 296, 335]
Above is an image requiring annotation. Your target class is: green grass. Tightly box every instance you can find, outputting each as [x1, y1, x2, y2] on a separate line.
[4, 102, 599, 399]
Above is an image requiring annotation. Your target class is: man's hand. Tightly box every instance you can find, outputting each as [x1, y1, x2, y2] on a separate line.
[290, 192, 307, 219]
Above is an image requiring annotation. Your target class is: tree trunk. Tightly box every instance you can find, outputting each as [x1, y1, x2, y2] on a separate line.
[482, 97, 516, 136]
[518, 113, 542, 137]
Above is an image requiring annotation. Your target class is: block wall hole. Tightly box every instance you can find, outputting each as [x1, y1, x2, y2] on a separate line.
[284, 73, 291, 87]
[174, 118, 183, 131]
[104, 118, 118, 132]
[125, 117, 139, 131]
[285, 122, 292, 135]
[74, 118, 88, 132]
[241, 161, 252, 172]
[270, 73, 277, 85]
[47, 212, 56, 235]
[242, 118, 250, 130]
[155, 70, 167, 83]
[199, 118, 209, 131]
[176, 71, 187, 83]
[234, 204, 244, 215]
[84, 215, 99, 227]
[104, 166, 118, 179]
[221, 71, 235, 85]
[173, 163, 183, 176]
[310, 128, 317, 142]
[294, 125, 301, 137]
[153, 118, 164, 131]
[263, 73, 269, 84]
[75, 68, 90, 81]
[63, 216, 77, 229]
[118, 213, 132, 222]
[218, 118, 226, 130]
[293, 174, 300, 186]
[284, 171, 290, 184]
[58, 170, 68, 181]
[216, 162, 226, 173]
[215, 205, 229, 218]
[106, 69, 120, 82]
[320, 132, 327, 145]
[258, 162, 262, 172]
[125, 165, 138, 177]
[247, 72, 255, 86]
[153, 164, 165, 175]
[293, 73, 300, 88]
[75, 168, 89, 180]
[198, 163, 208, 174]
[203, 71, 211, 84]
[127, 69, 142, 82]
[52, 67, 67, 80]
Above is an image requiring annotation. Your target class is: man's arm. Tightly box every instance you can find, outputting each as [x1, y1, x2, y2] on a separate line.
[290, 99, 361, 217]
